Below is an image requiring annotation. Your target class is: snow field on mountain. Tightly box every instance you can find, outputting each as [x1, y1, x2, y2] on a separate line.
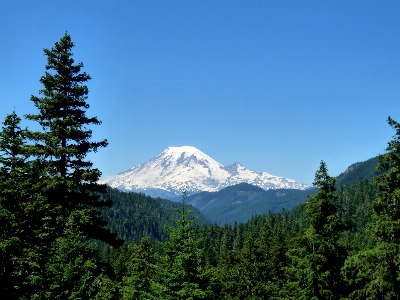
[100, 146, 310, 197]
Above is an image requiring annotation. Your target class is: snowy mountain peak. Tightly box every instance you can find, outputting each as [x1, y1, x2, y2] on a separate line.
[101, 146, 311, 199]
[156, 146, 221, 168]
[164, 145, 204, 155]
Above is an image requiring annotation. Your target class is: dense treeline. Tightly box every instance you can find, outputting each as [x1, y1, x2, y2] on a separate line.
[90, 187, 209, 264]
[100, 187, 209, 244]
[92, 162, 382, 299]
[2, 33, 400, 299]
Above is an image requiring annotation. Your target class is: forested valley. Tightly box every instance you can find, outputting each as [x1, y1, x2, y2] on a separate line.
[2, 34, 400, 299]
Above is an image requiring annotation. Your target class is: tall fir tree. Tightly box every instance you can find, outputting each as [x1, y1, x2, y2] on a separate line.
[25, 33, 120, 246]
[343, 117, 400, 298]
[4, 33, 123, 298]
[122, 237, 160, 299]
[41, 228, 119, 300]
[0, 112, 57, 297]
[158, 190, 212, 300]
[0, 112, 30, 296]
[372, 117, 400, 247]
[287, 161, 346, 299]
[235, 231, 271, 298]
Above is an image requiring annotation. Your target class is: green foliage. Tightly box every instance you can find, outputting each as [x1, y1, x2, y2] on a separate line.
[0, 34, 121, 298]
[343, 117, 400, 298]
[0, 112, 30, 296]
[372, 117, 400, 244]
[209, 212, 298, 299]
[122, 237, 160, 299]
[158, 190, 213, 299]
[219, 229, 283, 298]
[33, 228, 118, 299]
[342, 243, 400, 299]
[25, 32, 119, 245]
[287, 161, 346, 299]
[0, 112, 56, 297]
[339, 180, 377, 250]
[100, 187, 209, 244]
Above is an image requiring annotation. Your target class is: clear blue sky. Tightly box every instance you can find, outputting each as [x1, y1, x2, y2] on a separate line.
[1, 0, 399, 185]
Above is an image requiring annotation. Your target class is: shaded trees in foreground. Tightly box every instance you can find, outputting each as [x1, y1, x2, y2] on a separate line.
[0, 33, 120, 299]
[342, 117, 400, 299]
[287, 161, 346, 299]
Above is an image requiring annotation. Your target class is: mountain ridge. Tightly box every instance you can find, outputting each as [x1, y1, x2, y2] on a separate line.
[336, 156, 384, 186]
[184, 182, 315, 224]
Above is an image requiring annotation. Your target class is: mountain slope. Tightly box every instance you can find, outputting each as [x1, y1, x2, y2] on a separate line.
[336, 156, 383, 186]
[185, 182, 315, 224]
[100, 187, 209, 243]
[100, 146, 310, 199]
[203, 188, 316, 224]
[186, 182, 304, 210]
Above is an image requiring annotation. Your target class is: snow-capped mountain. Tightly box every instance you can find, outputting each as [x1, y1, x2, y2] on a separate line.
[100, 146, 311, 199]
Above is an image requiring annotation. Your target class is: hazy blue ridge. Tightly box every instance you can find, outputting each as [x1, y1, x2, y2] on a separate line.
[185, 182, 316, 224]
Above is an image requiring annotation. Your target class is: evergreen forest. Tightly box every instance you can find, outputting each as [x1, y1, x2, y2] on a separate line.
[2, 34, 400, 299]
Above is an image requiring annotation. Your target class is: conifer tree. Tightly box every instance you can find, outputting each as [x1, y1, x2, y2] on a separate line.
[0, 111, 64, 297]
[212, 249, 241, 299]
[5, 33, 123, 298]
[265, 216, 291, 297]
[236, 231, 271, 298]
[38, 228, 118, 299]
[287, 161, 345, 299]
[0, 112, 29, 296]
[372, 117, 400, 246]
[123, 237, 160, 299]
[158, 190, 212, 299]
[25, 33, 120, 245]
[343, 117, 400, 298]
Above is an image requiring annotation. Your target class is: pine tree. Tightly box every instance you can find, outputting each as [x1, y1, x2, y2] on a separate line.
[212, 249, 241, 299]
[25, 33, 120, 245]
[372, 117, 400, 246]
[287, 161, 346, 299]
[343, 117, 400, 298]
[236, 231, 271, 298]
[0, 112, 54, 297]
[265, 216, 292, 297]
[4, 33, 123, 298]
[39, 228, 118, 300]
[158, 190, 212, 299]
[0, 112, 30, 296]
[122, 237, 160, 299]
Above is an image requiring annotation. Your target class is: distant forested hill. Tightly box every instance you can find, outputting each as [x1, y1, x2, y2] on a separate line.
[185, 183, 316, 224]
[202, 188, 315, 224]
[336, 156, 384, 186]
[100, 187, 209, 243]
